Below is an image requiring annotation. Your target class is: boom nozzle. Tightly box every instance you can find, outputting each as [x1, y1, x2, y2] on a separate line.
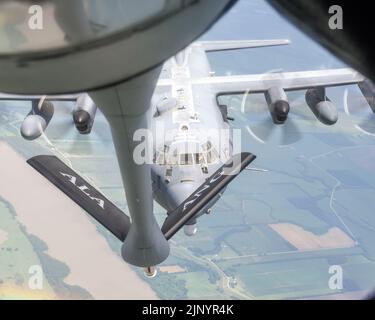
[144, 266, 157, 278]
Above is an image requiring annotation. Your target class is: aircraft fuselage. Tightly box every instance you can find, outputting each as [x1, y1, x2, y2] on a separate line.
[150, 43, 233, 232]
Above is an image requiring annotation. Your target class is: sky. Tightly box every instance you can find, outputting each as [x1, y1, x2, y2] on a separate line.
[200, 0, 345, 76]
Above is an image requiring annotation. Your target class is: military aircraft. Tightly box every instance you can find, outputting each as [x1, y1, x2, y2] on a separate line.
[0, 0, 374, 277]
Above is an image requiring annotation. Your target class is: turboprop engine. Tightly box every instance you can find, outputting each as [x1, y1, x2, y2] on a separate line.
[305, 87, 338, 125]
[265, 86, 290, 124]
[20, 98, 54, 140]
[73, 94, 97, 134]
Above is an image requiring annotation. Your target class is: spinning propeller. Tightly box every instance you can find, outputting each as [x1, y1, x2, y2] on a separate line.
[238, 89, 305, 146]
[345, 80, 375, 136]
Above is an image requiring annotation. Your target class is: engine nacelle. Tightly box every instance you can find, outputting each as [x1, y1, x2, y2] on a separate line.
[73, 94, 97, 134]
[20, 99, 54, 140]
[305, 87, 338, 125]
[265, 86, 290, 124]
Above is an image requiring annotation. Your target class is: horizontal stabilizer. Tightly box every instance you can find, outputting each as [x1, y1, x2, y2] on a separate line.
[200, 39, 290, 52]
[27, 155, 131, 241]
[161, 152, 256, 239]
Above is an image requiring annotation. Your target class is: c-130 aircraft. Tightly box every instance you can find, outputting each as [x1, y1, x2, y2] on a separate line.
[0, 0, 373, 277]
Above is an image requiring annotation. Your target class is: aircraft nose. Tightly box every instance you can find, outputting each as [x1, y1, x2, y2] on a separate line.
[20, 115, 46, 140]
[166, 181, 200, 209]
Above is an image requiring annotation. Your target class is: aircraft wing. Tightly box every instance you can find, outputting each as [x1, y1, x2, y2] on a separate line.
[0, 93, 80, 102]
[192, 68, 365, 95]
[199, 39, 290, 52]
[0, 78, 172, 102]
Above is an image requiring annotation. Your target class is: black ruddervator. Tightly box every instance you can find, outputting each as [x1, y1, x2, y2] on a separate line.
[27, 153, 255, 242]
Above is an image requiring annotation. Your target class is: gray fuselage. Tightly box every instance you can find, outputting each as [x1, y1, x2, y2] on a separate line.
[150, 43, 232, 220]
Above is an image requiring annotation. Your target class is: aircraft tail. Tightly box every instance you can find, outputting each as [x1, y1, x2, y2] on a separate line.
[200, 39, 290, 52]
[27, 155, 131, 241]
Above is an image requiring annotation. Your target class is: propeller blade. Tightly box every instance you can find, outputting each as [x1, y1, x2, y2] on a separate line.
[247, 93, 303, 146]
[53, 101, 74, 115]
[251, 117, 275, 143]
[87, 117, 112, 143]
[281, 119, 303, 145]
[66, 136, 95, 155]
[346, 89, 371, 114]
[358, 114, 375, 134]
[47, 117, 75, 139]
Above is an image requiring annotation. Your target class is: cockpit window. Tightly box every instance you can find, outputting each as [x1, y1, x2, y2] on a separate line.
[194, 153, 201, 164]
[154, 141, 219, 166]
[201, 141, 219, 164]
[179, 153, 193, 165]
